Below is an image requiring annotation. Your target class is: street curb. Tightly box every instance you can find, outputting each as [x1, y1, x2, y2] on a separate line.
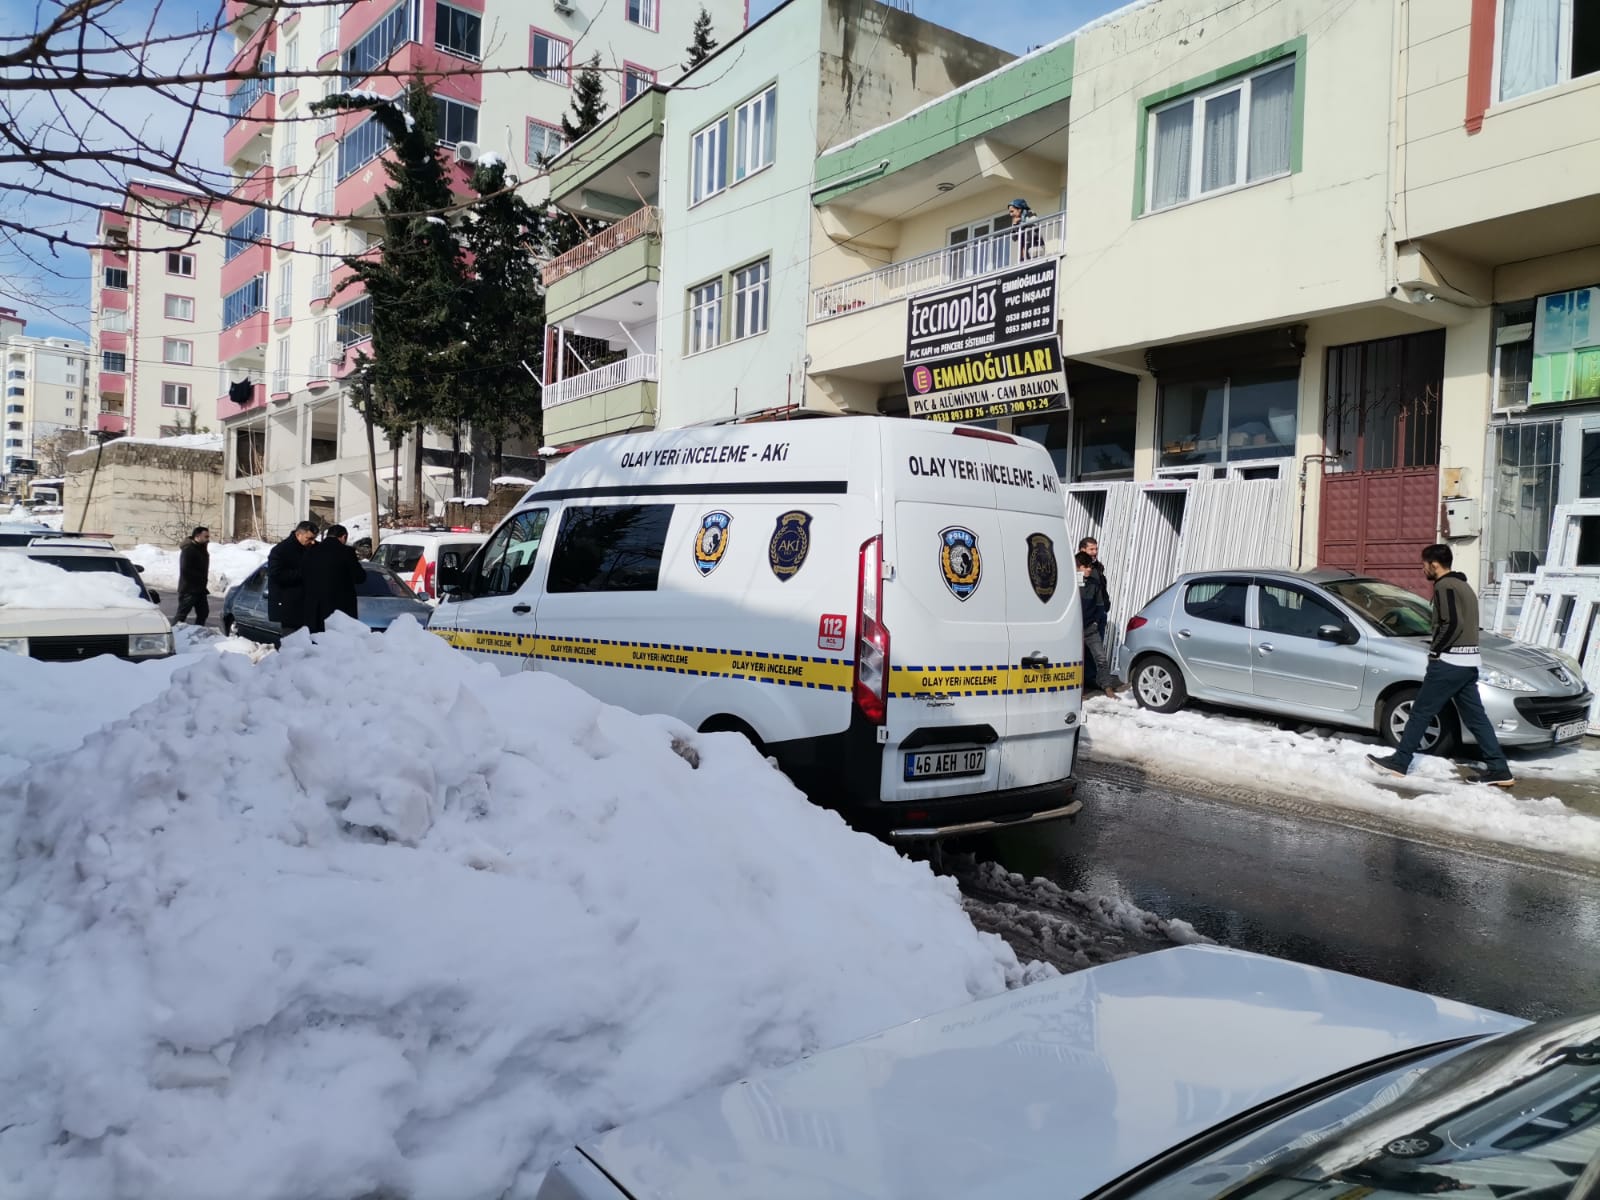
[1077, 756, 1600, 882]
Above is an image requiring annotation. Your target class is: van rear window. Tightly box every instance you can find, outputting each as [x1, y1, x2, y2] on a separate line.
[374, 544, 423, 573]
[547, 505, 673, 594]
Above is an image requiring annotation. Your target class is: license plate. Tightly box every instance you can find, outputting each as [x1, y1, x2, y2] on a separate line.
[904, 748, 987, 781]
[1554, 719, 1588, 744]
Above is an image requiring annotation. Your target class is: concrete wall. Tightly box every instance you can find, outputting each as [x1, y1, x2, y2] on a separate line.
[65, 442, 223, 547]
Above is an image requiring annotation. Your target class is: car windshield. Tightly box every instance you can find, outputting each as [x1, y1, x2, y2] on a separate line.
[29, 553, 152, 600]
[1122, 1013, 1600, 1200]
[1321, 578, 1435, 638]
[373, 543, 424, 573]
[356, 566, 419, 599]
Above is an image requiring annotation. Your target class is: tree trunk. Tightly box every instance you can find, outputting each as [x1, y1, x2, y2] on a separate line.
[365, 411, 381, 553]
[493, 435, 504, 481]
[411, 423, 424, 524]
[451, 425, 462, 499]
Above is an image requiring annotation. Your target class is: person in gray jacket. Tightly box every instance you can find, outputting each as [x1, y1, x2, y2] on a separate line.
[1369, 543, 1513, 787]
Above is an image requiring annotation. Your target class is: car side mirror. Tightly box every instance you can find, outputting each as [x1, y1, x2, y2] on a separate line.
[133, 564, 146, 573]
[1317, 623, 1356, 645]
[147, 589, 162, 605]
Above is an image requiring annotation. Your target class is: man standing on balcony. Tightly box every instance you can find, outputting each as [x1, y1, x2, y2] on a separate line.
[1009, 198, 1043, 261]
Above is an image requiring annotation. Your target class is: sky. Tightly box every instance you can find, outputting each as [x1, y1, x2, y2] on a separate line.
[749, 0, 1125, 54]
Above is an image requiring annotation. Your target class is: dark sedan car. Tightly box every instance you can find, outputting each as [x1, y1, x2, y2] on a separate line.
[221, 561, 431, 644]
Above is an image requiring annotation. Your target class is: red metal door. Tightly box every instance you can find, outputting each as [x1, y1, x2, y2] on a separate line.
[1320, 468, 1440, 590]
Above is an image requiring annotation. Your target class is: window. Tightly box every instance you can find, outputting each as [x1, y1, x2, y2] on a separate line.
[165, 294, 195, 321]
[1185, 579, 1249, 627]
[1070, 381, 1137, 480]
[338, 116, 389, 180]
[1488, 420, 1562, 579]
[101, 351, 127, 373]
[223, 275, 268, 328]
[225, 207, 267, 261]
[625, 0, 657, 28]
[1497, 0, 1600, 102]
[1015, 412, 1071, 478]
[547, 504, 673, 593]
[165, 207, 196, 229]
[283, 34, 299, 75]
[1160, 369, 1298, 467]
[1146, 57, 1297, 212]
[527, 120, 565, 165]
[623, 65, 655, 105]
[275, 260, 293, 318]
[64, 406, 73, 417]
[690, 115, 728, 205]
[103, 267, 128, 290]
[162, 382, 192, 409]
[1259, 584, 1349, 640]
[530, 30, 572, 85]
[66, 389, 75, 399]
[470, 509, 549, 596]
[731, 259, 770, 340]
[433, 97, 479, 147]
[343, 2, 413, 88]
[337, 295, 374, 346]
[167, 251, 195, 277]
[227, 59, 274, 123]
[733, 85, 777, 182]
[163, 338, 193, 365]
[946, 212, 1012, 279]
[102, 308, 129, 333]
[436, 2, 481, 59]
[688, 278, 723, 353]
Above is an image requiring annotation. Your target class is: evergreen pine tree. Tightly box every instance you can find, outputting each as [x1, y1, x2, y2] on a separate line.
[561, 55, 610, 143]
[685, 7, 717, 69]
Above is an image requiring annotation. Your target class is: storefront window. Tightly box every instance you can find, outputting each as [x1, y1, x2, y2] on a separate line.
[1159, 369, 1296, 467]
[1531, 285, 1600, 405]
[1069, 376, 1137, 481]
[1015, 412, 1069, 477]
[1489, 420, 1561, 579]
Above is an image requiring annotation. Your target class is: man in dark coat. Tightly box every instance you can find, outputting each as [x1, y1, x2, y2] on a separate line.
[266, 521, 318, 634]
[174, 526, 211, 626]
[304, 524, 365, 634]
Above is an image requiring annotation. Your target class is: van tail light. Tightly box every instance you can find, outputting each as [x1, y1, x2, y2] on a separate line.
[1126, 615, 1148, 634]
[854, 535, 890, 725]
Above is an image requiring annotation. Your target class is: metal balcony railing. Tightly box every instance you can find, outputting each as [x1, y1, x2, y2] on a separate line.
[810, 210, 1067, 322]
[319, 23, 338, 58]
[309, 354, 329, 378]
[541, 207, 660, 285]
[543, 353, 657, 409]
[271, 371, 288, 395]
[273, 290, 292, 319]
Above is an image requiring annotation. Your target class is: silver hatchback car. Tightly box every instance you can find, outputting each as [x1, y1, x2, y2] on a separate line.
[1117, 568, 1593, 754]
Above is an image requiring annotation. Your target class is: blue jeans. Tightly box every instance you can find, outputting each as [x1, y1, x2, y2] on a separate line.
[1393, 658, 1509, 773]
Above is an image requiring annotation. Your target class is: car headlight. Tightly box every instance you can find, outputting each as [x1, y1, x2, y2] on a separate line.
[1480, 667, 1536, 692]
[129, 632, 174, 658]
[0, 636, 28, 656]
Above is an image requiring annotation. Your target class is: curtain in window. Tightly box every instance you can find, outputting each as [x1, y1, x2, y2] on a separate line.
[1247, 64, 1295, 180]
[1499, 0, 1561, 101]
[1201, 91, 1240, 193]
[1151, 101, 1193, 209]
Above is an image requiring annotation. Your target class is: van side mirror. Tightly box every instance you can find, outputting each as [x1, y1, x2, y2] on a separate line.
[1317, 623, 1356, 645]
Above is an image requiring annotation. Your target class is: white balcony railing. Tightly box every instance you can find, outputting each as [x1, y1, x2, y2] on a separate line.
[312, 268, 331, 298]
[319, 23, 338, 57]
[273, 290, 291, 318]
[271, 371, 288, 395]
[275, 212, 293, 245]
[810, 210, 1067, 322]
[543, 353, 658, 409]
[308, 354, 328, 379]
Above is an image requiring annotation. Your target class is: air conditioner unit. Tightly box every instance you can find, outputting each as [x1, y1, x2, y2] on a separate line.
[553, 0, 575, 14]
[454, 141, 482, 165]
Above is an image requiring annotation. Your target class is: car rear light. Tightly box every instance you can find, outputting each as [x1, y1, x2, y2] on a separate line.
[853, 535, 890, 725]
[424, 559, 436, 598]
[1126, 615, 1148, 633]
[953, 426, 1016, 444]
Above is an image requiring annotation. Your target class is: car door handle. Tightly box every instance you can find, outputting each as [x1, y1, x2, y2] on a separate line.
[1177, 629, 1193, 639]
[1258, 642, 1275, 654]
[1021, 653, 1051, 669]
[511, 603, 531, 615]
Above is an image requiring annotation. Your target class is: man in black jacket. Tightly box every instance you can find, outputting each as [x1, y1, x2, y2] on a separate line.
[266, 521, 318, 635]
[1076, 551, 1122, 697]
[1369, 543, 1513, 787]
[304, 524, 365, 634]
[174, 526, 210, 625]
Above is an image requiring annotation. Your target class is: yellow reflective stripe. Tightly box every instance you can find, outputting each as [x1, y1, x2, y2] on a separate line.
[889, 663, 1083, 697]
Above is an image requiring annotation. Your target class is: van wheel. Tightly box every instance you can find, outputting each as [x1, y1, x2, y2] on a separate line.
[697, 716, 766, 757]
[1378, 687, 1460, 757]
[1132, 655, 1188, 714]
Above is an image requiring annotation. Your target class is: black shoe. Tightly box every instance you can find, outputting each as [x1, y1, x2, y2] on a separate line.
[1367, 754, 1408, 777]
[1466, 767, 1515, 789]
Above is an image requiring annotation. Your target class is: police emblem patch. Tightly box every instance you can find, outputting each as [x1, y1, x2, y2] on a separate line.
[1026, 532, 1058, 603]
[768, 510, 812, 582]
[939, 526, 982, 601]
[694, 510, 731, 576]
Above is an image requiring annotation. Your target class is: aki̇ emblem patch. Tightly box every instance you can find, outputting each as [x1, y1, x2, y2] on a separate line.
[768, 510, 812, 582]
[694, 510, 731, 576]
[939, 526, 982, 601]
[1026, 532, 1058, 603]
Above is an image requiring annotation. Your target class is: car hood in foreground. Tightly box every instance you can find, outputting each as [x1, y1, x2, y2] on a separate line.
[0, 606, 169, 638]
[559, 946, 1521, 1200]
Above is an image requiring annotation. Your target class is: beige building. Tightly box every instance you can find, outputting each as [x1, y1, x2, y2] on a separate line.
[64, 435, 224, 547]
[2, 308, 91, 485]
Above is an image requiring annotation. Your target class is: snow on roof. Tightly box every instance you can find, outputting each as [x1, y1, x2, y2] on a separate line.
[820, 0, 1161, 159]
[67, 433, 224, 459]
[128, 177, 207, 197]
[0, 554, 153, 610]
[476, 151, 503, 168]
[490, 475, 536, 487]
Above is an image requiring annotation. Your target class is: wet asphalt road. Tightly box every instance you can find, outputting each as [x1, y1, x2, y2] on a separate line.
[158, 590, 223, 631]
[962, 765, 1600, 1022]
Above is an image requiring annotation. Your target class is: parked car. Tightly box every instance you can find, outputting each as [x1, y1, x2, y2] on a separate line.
[221, 560, 431, 644]
[536, 944, 1600, 1200]
[0, 544, 173, 662]
[0, 523, 62, 547]
[1117, 568, 1592, 754]
[369, 529, 488, 601]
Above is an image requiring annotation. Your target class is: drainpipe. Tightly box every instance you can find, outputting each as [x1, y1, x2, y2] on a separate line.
[1297, 453, 1346, 570]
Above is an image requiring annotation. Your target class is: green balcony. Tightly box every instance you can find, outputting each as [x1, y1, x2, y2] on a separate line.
[542, 354, 658, 447]
[544, 207, 661, 324]
[548, 89, 666, 219]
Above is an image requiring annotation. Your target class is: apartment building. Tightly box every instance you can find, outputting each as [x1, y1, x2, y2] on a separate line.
[1, 308, 91, 483]
[538, 0, 1013, 447]
[87, 181, 224, 445]
[217, 0, 746, 539]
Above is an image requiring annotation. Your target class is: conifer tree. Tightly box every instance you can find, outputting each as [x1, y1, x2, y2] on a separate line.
[686, 7, 718, 69]
[561, 55, 611, 143]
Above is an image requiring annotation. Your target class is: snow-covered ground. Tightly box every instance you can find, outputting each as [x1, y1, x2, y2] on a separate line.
[0, 618, 1043, 1200]
[125, 539, 270, 593]
[1082, 696, 1600, 862]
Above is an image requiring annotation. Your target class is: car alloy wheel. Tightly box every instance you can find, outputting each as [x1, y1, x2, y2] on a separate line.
[1138, 664, 1174, 708]
[1389, 699, 1443, 753]
[1384, 1134, 1444, 1158]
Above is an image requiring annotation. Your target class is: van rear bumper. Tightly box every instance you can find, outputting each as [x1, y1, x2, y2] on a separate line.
[887, 790, 1082, 840]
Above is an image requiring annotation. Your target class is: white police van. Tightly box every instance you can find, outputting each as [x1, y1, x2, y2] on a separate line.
[429, 416, 1083, 839]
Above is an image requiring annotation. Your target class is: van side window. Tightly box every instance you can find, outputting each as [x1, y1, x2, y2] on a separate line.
[547, 504, 673, 594]
[472, 509, 549, 596]
[1184, 579, 1248, 627]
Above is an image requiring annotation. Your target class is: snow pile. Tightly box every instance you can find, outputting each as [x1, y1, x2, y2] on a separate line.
[1083, 697, 1600, 862]
[0, 617, 1034, 1199]
[171, 623, 274, 662]
[66, 433, 223, 458]
[126, 539, 270, 592]
[0, 554, 153, 610]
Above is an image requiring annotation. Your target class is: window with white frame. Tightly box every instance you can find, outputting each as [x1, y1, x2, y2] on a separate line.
[167, 251, 196, 277]
[624, 66, 655, 104]
[164, 207, 196, 229]
[103, 266, 128, 289]
[103, 308, 129, 333]
[690, 115, 728, 206]
[626, 0, 656, 28]
[1497, 0, 1599, 102]
[733, 85, 777, 182]
[1146, 57, 1296, 213]
[433, 97, 479, 147]
[527, 120, 564, 165]
[530, 30, 572, 85]
[163, 338, 193, 365]
[731, 259, 770, 340]
[275, 260, 293, 318]
[162, 382, 192, 408]
[689, 278, 723, 353]
[102, 351, 127, 373]
[165, 294, 195, 321]
[283, 34, 299, 75]
[275, 337, 291, 393]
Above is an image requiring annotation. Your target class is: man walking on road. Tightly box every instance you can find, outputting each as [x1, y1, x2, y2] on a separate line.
[304, 524, 365, 634]
[266, 520, 318, 636]
[174, 526, 211, 626]
[1369, 543, 1514, 788]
